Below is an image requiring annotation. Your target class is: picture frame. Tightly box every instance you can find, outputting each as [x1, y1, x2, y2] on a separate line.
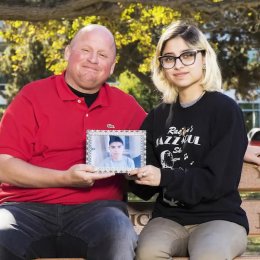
[86, 130, 146, 173]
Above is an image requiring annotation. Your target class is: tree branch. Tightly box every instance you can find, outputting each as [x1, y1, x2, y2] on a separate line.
[0, 0, 259, 22]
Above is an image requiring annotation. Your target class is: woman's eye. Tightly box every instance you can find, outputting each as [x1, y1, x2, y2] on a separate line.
[164, 56, 174, 62]
[182, 52, 195, 59]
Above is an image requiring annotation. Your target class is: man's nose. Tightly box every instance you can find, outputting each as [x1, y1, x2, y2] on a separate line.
[87, 52, 98, 63]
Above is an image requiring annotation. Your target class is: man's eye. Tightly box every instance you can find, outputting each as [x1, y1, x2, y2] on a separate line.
[99, 53, 107, 58]
[82, 49, 89, 52]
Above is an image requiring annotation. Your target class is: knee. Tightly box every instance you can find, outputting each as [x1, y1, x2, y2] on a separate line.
[190, 246, 231, 260]
[136, 236, 169, 260]
[135, 243, 156, 260]
[97, 207, 137, 242]
[0, 209, 16, 229]
[87, 208, 137, 259]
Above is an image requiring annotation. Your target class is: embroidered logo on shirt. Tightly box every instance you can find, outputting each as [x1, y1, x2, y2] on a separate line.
[107, 124, 115, 129]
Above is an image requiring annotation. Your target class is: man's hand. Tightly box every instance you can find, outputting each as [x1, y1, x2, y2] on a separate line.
[64, 164, 115, 187]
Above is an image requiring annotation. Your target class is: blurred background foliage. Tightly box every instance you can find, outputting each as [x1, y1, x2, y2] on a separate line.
[0, 1, 259, 119]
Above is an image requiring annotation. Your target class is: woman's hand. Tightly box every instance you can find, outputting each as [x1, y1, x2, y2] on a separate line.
[128, 165, 161, 186]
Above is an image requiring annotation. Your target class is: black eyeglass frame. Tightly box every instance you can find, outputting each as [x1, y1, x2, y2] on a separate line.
[158, 49, 206, 69]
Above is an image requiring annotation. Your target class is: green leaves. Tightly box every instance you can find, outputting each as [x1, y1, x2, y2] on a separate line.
[0, 2, 258, 112]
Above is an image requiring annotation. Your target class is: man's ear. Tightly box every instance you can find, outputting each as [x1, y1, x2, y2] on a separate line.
[64, 45, 71, 61]
[110, 61, 116, 75]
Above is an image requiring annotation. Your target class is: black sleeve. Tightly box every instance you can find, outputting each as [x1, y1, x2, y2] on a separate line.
[129, 110, 160, 200]
[160, 99, 248, 206]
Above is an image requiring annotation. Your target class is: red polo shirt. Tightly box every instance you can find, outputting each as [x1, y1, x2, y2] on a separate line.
[0, 73, 146, 204]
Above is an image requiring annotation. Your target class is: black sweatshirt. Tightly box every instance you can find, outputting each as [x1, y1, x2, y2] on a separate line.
[130, 91, 249, 233]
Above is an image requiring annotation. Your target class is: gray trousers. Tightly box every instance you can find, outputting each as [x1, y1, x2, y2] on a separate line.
[136, 217, 247, 260]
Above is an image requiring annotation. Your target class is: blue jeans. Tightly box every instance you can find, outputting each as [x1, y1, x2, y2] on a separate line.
[0, 200, 137, 260]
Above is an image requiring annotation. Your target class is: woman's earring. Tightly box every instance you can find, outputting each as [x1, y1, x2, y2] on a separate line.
[202, 64, 206, 70]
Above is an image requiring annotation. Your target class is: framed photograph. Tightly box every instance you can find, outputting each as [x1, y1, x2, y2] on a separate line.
[86, 130, 146, 173]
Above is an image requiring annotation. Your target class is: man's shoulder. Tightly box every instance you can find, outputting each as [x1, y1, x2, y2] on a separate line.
[103, 83, 146, 115]
[21, 74, 61, 94]
[104, 83, 136, 101]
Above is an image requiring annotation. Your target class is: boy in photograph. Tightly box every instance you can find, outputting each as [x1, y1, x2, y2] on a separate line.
[100, 136, 135, 169]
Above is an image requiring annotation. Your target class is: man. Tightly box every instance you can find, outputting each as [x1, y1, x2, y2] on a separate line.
[0, 24, 146, 260]
[100, 136, 135, 169]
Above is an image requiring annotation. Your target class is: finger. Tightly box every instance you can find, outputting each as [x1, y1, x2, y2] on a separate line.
[75, 164, 96, 172]
[136, 172, 147, 179]
[135, 179, 152, 186]
[86, 180, 95, 186]
[85, 164, 96, 172]
[125, 175, 139, 181]
[91, 172, 115, 180]
[128, 169, 139, 176]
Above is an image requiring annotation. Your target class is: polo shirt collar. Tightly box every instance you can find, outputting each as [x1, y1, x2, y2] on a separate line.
[56, 71, 110, 107]
[90, 83, 109, 108]
[56, 71, 78, 101]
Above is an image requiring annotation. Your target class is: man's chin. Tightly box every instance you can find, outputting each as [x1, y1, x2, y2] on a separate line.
[112, 157, 121, 161]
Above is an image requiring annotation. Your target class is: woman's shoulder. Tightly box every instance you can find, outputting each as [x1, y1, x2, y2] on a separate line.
[207, 91, 237, 104]
[150, 102, 172, 114]
[206, 91, 240, 110]
[205, 91, 243, 123]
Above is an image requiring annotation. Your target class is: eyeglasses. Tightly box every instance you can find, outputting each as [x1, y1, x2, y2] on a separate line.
[158, 49, 205, 69]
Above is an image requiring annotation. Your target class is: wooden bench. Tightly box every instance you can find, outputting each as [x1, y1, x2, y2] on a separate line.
[35, 163, 260, 260]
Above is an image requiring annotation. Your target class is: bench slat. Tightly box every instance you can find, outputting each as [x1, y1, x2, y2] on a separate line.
[241, 200, 260, 236]
[239, 163, 260, 191]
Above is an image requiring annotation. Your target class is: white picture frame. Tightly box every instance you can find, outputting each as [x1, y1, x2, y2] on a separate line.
[86, 130, 146, 173]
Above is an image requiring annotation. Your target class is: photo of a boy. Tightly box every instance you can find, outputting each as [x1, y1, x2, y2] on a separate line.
[100, 135, 135, 169]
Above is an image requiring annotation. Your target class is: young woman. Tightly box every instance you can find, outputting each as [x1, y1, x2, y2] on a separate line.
[129, 20, 248, 260]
